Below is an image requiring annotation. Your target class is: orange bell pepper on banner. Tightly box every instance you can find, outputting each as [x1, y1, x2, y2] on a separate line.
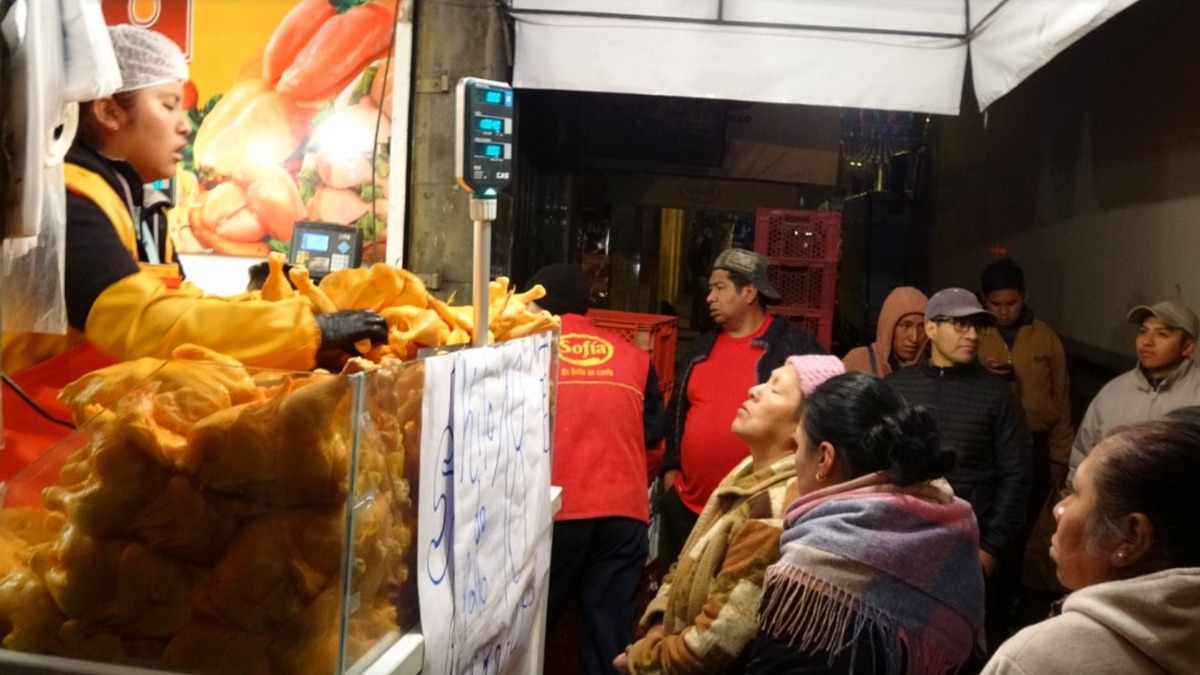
[263, 0, 339, 85]
[276, 2, 394, 106]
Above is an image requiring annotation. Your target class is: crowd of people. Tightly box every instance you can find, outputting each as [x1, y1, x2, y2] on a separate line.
[543, 248, 1200, 675]
[8, 20, 1194, 675]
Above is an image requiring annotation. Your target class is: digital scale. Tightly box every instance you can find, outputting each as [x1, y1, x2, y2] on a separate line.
[454, 78, 515, 346]
[454, 78, 514, 195]
[288, 221, 362, 279]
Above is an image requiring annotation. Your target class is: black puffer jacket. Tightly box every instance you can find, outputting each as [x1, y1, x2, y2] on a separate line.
[661, 316, 825, 475]
[885, 359, 1032, 557]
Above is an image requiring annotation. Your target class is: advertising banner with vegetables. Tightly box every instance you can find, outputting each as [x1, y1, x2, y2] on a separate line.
[104, 0, 398, 261]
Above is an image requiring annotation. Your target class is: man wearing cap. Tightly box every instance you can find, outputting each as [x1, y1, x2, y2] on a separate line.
[658, 248, 825, 574]
[1068, 300, 1200, 483]
[526, 264, 666, 675]
[885, 288, 1032, 586]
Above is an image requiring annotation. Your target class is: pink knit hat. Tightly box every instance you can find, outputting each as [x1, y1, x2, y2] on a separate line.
[787, 355, 846, 396]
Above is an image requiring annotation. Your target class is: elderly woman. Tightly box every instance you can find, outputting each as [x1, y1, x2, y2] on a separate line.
[981, 420, 1200, 675]
[614, 355, 846, 674]
[746, 372, 986, 675]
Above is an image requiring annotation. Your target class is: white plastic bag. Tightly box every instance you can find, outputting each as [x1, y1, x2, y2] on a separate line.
[60, 0, 121, 102]
[1, 0, 70, 334]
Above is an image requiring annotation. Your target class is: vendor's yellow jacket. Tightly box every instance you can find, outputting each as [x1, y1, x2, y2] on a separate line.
[2, 145, 319, 373]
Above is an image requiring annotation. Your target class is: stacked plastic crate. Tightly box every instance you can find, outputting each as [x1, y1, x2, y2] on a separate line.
[587, 309, 678, 402]
[754, 208, 842, 351]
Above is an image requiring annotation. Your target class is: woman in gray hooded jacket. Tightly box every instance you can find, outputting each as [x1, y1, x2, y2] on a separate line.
[982, 418, 1200, 675]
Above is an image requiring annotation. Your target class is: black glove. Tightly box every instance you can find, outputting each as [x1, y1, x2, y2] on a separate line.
[316, 310, 388, 352]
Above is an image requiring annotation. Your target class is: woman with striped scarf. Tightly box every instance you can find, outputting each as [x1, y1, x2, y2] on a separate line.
[747, 372, 987, 675]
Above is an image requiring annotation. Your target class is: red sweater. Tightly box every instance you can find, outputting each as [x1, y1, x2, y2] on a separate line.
[552, 313, 652, 522]
[674, 320, 768, 513]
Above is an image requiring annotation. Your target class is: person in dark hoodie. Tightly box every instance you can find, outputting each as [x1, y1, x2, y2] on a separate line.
[527, 264, 665, 675]
[885, 287, 1032, 651]
[842, 286, 929, 377]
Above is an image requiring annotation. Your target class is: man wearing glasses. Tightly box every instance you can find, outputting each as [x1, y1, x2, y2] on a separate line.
[886, 287, 1032, 648]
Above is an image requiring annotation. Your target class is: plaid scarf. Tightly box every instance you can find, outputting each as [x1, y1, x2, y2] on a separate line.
[757, 472, 986, 675]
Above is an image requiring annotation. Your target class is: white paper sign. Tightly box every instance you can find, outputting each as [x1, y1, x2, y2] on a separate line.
[418, 333, 555, 675]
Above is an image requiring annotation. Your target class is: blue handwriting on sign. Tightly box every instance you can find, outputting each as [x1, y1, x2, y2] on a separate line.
[462, 549, 489, 617]
[426, 364, 456, 586]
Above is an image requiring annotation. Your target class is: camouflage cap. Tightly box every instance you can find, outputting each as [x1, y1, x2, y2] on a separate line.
[712, 248, 781, 304]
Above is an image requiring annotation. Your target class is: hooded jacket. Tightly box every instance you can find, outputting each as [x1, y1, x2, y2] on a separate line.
[982, 567, 1200, 675]
[842, 287, 928, 377]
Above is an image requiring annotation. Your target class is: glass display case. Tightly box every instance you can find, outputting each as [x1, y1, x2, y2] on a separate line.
[0, 355, 423, 675]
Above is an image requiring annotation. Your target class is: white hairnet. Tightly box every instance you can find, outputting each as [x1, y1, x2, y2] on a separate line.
[108, 24, 189, 94]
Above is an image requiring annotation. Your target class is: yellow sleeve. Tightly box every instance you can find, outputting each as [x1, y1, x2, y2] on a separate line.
[85, 272, 322, 371]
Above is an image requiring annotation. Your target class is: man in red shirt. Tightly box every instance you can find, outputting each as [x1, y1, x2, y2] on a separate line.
[659, 248, 825, 574]
[529, 264, 666, 675]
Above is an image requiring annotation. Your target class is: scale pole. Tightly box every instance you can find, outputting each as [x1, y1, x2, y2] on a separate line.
[470, 194, 497, 347]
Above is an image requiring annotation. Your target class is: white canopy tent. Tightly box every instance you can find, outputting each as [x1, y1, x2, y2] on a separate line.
[509, 0, 1141, 115]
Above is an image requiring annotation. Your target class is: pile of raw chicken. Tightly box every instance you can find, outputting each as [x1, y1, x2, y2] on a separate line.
[0, 345, 423, 674]
[259, 253, 559, 362]
[0, 258, 558, 673]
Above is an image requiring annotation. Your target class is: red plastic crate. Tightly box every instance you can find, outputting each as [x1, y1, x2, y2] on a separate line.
[587, 309, 678, 400]
[767, 261, 837, 313]
[769, 307, 833, 352]
[754, 209, 842, 264]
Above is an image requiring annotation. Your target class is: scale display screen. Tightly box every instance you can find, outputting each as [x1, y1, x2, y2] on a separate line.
[288, 221, 361, 278]
[477, 89, 512, 107]
[474, 143, 506, 159]
[300, 232, 330, 251]
[456, 78, 515, 193]
[477, 116, 505, 134]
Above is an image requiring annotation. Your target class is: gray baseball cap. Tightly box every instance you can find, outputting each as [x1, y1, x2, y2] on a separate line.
[925, 287, 997, 325]
[1128, 300, 1199, 339]
[712, 248, 782, 304]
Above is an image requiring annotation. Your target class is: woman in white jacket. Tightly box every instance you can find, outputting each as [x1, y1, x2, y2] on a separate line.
[982, 419, 1200, 675]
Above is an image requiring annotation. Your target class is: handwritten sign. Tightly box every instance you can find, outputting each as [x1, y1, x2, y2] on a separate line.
[418, 333, 555, 675]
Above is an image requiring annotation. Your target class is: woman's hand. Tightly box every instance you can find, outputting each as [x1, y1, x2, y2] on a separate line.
[615, 622, 662, 673]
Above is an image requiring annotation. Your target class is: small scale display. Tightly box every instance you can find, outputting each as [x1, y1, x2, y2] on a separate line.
[300, 231, 330, 251]
[477, 116, 505, 134]
[477, 88, 511, 107]
[288, 221, 361, 280]
[474, 143, 505, 159]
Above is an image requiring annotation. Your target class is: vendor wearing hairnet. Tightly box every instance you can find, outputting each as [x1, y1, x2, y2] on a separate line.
[1, 25, 386, 375]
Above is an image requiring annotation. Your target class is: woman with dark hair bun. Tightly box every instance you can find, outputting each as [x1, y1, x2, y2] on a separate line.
[746, 372, 986, 675]
[982, 419, 1200, 675]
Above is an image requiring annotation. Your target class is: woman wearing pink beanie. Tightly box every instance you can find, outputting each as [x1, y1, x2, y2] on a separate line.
[616, 355, 844, 674]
